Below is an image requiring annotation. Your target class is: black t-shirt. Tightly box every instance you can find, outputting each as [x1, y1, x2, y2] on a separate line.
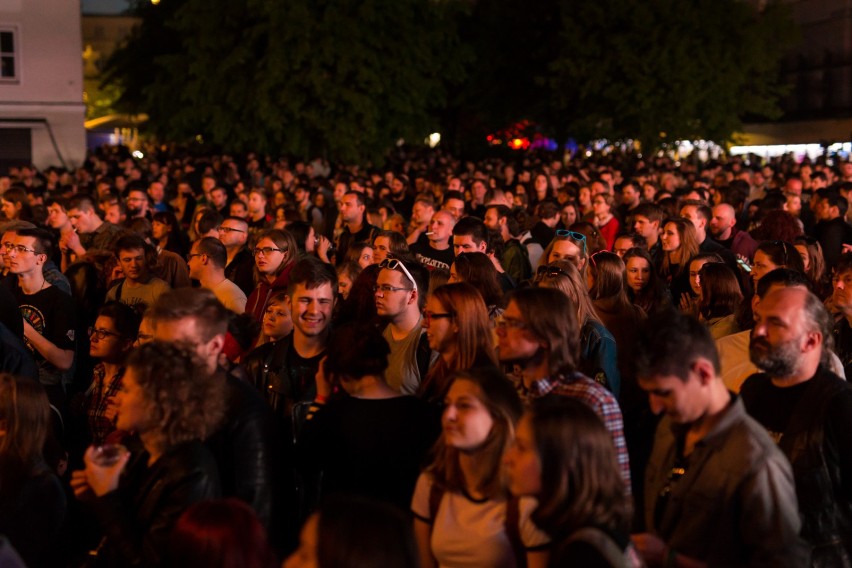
[13, 283, 76, 386]
[411, 241, 455, 271]
[741, 369, 852, 500]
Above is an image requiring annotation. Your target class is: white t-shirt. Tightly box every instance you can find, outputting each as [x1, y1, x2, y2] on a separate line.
[411, 473, 549, 568]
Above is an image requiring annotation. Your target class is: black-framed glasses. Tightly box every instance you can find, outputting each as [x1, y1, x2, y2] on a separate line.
[555, 230, 587, 255]
[187, 253, 204, 261]
[253, 247, 284, 257]
[2, 243, 39, 255]
[373, 284, 413, 295]
[218, 226, 246, 234]
[379, 258, 418, 293]
[423, 310, 454, 326]
[536, 265, 570, 279]
[88, 327, 121, 340]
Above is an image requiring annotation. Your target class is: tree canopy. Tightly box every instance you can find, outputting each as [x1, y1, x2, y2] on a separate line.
[103, 0, 796, 160]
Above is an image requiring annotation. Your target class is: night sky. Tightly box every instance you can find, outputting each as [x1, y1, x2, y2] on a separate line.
[81, 0, 131, 15]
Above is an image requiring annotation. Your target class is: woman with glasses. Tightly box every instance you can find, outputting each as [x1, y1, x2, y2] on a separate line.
[751, 240, 804, 289]
[81, 302, 141, 446]
[245, 229, 298, 322]
[659, 218, 701, 301]
[418, 283, 499, 405]
[412, 369, 549, 568]
[623, 247, 670, 315]
[794, 236, 830, 299]
[71, 342, 225, 568]
[535, 260, 621, 398]
[503, 396, 633, 566]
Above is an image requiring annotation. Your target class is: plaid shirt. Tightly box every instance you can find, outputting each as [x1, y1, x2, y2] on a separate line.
[516, 371, 631, 492]
[85, 363, 124, 445]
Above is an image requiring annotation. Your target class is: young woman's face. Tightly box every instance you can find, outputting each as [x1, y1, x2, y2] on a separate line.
[337, 272, 353, 300]
[560, 205, 577, 228]
[357, 246, 374, 269]
[151, 220, 169, 240]
[503, 414, 541, 497]
[89, 316, 126, 361]
[625, 256, 650, 293]
[423, 295, 456, 353]
[254, 237, 287, 275]
[116, 369, 152, 433]
[751, 249, 779, 285]
[442, 379, 494, 452]
[660, 223, 681, 252]
[578, 186, 591, 206]
[1, 199, 19, 220]
[689, 258, 713, 296]
[795, 244, 810, 271]
[262, 302, 293, 341]
[548, 239, 584, 269]
[592, 196, 610, 217]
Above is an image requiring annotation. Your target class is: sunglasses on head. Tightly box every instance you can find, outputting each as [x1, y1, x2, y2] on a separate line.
[555, 230, 587, 255]
[379, 258, 418, 293]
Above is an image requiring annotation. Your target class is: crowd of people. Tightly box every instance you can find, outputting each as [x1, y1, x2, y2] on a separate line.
[0, 145, 851, 567]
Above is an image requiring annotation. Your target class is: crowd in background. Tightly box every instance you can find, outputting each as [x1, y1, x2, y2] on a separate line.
[0, 144, 851, 567]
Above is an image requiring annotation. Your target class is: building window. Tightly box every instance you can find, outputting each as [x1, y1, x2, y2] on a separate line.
[0, 26, 19, 83]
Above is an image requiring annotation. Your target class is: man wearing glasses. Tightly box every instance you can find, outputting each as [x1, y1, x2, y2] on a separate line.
[187, 237, 247, 313]
[7, 228, 76, 408]
[374, 258, 436, 394]
[218, 216, 255, 296]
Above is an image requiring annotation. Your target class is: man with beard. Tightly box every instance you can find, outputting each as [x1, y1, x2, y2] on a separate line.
[742, 287, 852, 566]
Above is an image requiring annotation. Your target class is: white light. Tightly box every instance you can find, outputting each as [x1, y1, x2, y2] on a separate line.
[426, 132, 441, 148]
[132, 151, 144, 159]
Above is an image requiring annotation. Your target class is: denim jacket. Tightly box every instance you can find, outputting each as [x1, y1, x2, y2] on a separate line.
[579, 318, 621, 399]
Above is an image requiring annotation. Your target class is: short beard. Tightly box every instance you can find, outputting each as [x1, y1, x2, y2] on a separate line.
[749, 336, 800, 378]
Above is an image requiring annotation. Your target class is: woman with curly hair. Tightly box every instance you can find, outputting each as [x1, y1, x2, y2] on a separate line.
[412, 369, 549, 568]
[503, 396, 633, 566]
[71, 342, 226, 568]
[750, 209, 804, 244]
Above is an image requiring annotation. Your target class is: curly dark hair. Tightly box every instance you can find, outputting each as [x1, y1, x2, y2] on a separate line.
[126, 342, 226, 449]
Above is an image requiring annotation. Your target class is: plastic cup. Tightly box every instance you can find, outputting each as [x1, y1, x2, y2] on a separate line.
[90, 444, 128, 466]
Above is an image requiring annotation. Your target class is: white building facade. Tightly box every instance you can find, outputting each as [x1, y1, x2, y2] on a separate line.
[0, 0, 86, 171]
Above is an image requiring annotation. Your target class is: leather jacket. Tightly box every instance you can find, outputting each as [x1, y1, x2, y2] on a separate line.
[91, 440, 220, 567]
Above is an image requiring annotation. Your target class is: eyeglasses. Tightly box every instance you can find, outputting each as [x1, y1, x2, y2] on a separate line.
[373, 284, 413, 295]
[378, 258, 418, 293]
[536, 265, 569, 279]
[136, 332, 154, 343]
[3, 243, 39, 255]
[253, 247, 284, 257]
[555, 230, 587, 255]
[218, 226, 246, 234]
[187, 253, 204, 261]
[423, 310, 454, 326]
[89, 327, 121, 340]
[495, 315, 527, 330]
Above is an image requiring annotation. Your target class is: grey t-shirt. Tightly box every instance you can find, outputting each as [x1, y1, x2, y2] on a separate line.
[383, 322, 434, 395]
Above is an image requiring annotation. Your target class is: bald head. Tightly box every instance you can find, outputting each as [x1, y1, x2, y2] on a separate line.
[427, 209, 456, 246]
[709, 203, 736, 240]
